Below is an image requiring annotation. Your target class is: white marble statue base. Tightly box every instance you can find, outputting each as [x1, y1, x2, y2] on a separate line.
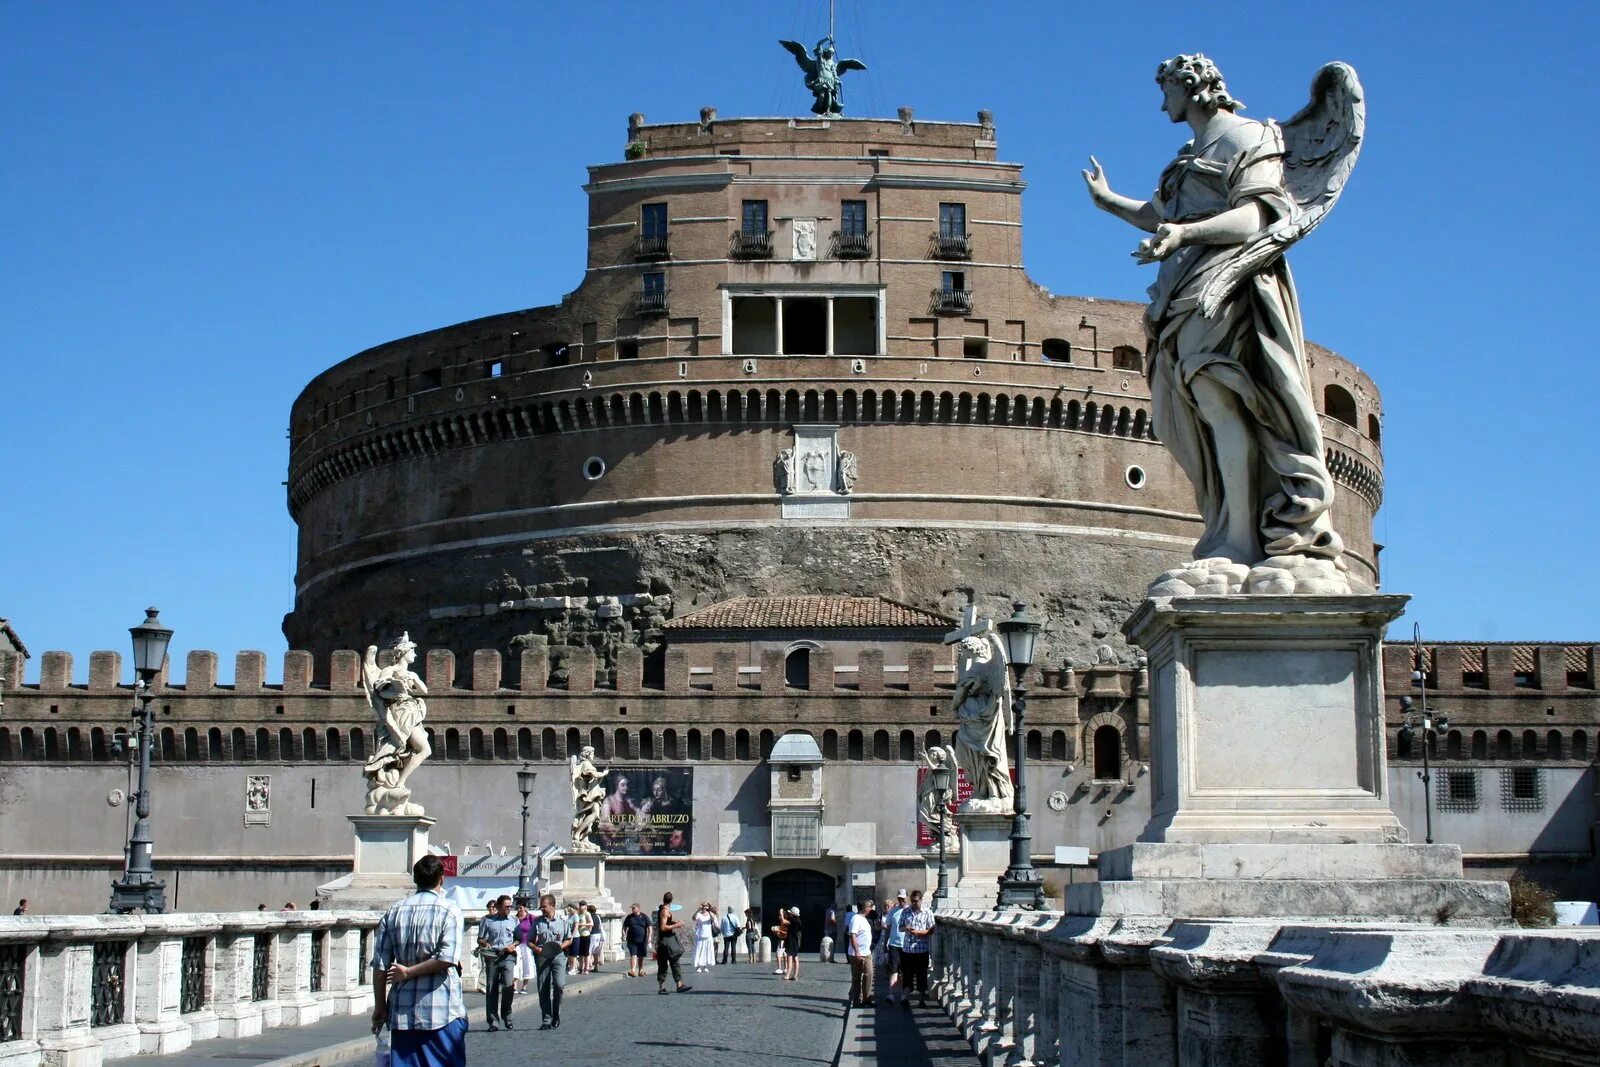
[947, 812, 1012, 910]
[1126, 593, 1408, 845]
[557, 850, 618, 910]
[319, 814, 435, 910]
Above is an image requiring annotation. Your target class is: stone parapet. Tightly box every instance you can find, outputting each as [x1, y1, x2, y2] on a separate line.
[0, 912, 379, 1067]
[930, 908, 1600, 1066]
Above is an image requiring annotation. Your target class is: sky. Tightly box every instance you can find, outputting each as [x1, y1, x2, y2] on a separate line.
[2, 0, 1596, 680]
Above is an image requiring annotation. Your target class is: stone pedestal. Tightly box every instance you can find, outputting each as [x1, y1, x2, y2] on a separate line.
[950, 812, 1012, 910]
[319, 814, 435, 910]
[557, 851, 617, 911]
[1067, 594, 1509, 923]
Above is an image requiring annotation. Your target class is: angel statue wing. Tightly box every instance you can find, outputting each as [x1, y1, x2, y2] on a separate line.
[837, 58, 867, 74]
[779, 39, 816, 75]
[1197, 61, 1365, 318]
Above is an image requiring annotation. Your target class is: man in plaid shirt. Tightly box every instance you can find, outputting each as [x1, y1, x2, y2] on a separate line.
[371, 855, 467, 1067]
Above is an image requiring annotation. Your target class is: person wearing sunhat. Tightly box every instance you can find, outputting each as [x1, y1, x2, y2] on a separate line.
[783, 906, 803, 980]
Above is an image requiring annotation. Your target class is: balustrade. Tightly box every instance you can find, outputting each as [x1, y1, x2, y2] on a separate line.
[0, 912, 377, 1067]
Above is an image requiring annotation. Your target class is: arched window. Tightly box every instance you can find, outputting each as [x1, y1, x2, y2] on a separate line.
[615, 728, 630, 760]
[1027, 729, 1043, 761]
[518, 729, 533, 760]
[183, 728, 200, 761]
[1495, 730, 1514, 759]
[1093, 724, 1122, 780]
[785, 647, 812, 690]
[1471, 731, 1487, 760]
[352, 728, 368, 761]
[0, 728, 12, 760]
[688, 729, 703, 761]
[1112, 345, 1143, 373]
[1041, 338, 1071, 363]
[232, 727, 249, 761]
[847, 729, 864, 761]
[91, 727, 109, 761]
[872, 730, 890, 761]
[822, 730, 839, 760]
[712, 729, 727, 760]
[494, 729, 510, 760]
[208, 728, 224, 761]
[328, 729, 345, 761]
[899, 730, 916, 762]
[1050, 730, 1068, 761]
[1445, 730, 1462, 759]
[566, 727, 582, 758]
[256, 727, 272, 760]
[925, 730, 942, 754]
[664, 728, 679, 760]
[445, 729, 462, 760]
[470, 729, 487, 760]
[640, 728, 656, 760]
[759, 730, 775, 759]
[303, 727, 320, 760]
[1574, 730, 1590, 761]
[1547, 730, 1564, 760]
[735, 729, 750, 761]
[1367, 413, 1381, 443]
[590, 727, 607, 758]
[1522, 729, 1540, 759]
[541, 727, 559, 759]
[278, 728, 295, 761]
[1323, 384, 1358, 427]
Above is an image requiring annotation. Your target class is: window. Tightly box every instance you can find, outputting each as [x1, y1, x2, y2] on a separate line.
[416, 367, 442, 391]
[1092, 724, 1122, 780]
[741, 200, 768, 235]
[617, 339, 639, 360]
[841, 200, 868, 237]
[1041, 338, 1072, 363]
[867, 148, 890, 158]
[1323, 384, 1358, 427]
[942, 270, 965, 292]
[1501, 767, 1545, 812]
[642, 271, 666, 295]
[938, 203, 966, 238]
[1439, 769, 1481, 812]
[963, 338, 987, 359]
[485, 360, 503, 378]
[641, 203, 668, 238]
[1112, 346, 1144, 373]
[785, 648, 811, 690]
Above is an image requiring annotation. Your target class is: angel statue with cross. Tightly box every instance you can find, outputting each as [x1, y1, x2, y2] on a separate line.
[944, 607, 1014, 814]
[1083, 56, 1367, 597]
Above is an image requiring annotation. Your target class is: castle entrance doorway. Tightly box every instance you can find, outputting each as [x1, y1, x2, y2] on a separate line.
[761, 868, 833, 953]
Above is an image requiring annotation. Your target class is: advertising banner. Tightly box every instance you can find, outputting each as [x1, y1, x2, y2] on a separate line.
[598, 766, 693, 855]
[916, 766, 971, 848]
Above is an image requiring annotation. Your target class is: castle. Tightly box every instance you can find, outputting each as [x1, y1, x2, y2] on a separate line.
[0, 108, 1592, 917]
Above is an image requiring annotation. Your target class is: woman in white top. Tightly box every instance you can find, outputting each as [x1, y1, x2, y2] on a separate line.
[587, 904, 605, 972]
[692, 902, 717, 973]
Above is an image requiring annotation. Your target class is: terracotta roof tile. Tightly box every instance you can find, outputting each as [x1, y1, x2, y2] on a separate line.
[664, 595, 951, 631]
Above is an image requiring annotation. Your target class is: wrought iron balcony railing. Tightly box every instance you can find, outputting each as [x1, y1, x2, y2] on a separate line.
[931, 287, 973, 315]
[932, 232, 972, 259]
[637, 288, 669, 315]
[832, 230, 872, 259]
[730, 229, 773, 259]
[634, 232, 671, 260]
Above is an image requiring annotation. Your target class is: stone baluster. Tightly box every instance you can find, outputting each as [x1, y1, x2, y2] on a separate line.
[1006, 936, 1042, 1067]
[210, 920, 265, 1039]
[984, 933, 1019, 1063]
[975, 928, 1002, 1038]
[131, 919, 193, 1054]
[31, 923, 99, 1067]
[1036, 949, 1061, 1067]
[320, 921, 375, 1016]
[271, 922, 321, 1026]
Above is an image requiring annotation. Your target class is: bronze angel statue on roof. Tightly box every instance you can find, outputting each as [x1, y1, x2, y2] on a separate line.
[1082, 56, 1367, 596]
[780, 36, 866, 117]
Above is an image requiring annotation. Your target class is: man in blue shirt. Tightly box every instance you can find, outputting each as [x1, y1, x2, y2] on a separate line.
[529, 893, 574, 1030]
[370, 855, 467, 1067]
[477, 894, 519, 1031]
[719, 905, 741, 964]
[897, 890, 936, 1008]
[882, 889, 907, 1004]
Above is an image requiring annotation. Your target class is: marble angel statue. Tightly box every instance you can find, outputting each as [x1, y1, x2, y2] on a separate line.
[1083, 56, 1366, 596]
[950, 633, 1013, 813]
[917, 745, 961, 852]
[361, 632, 432, 816]
[569, 746, 608, 853]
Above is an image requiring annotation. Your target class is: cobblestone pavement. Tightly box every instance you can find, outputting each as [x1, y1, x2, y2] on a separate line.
[461, 958, 977, 1066]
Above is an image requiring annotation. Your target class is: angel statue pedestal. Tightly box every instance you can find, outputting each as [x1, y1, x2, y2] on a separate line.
[1066, 594, 1507, 923]
[318, 814, 437, 910]
[949, 812, 1014, 910]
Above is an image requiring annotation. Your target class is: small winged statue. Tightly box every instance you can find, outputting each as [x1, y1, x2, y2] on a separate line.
[1082, 56, 1366, 591]
[780, 36, 867, 117]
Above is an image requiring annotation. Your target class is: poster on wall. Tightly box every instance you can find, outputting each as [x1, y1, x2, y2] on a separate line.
[598, 766, 694, 855]
[915, 766, 971, 849]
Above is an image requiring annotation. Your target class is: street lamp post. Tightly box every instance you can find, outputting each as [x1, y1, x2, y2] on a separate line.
[996, 601, 1046, 910]
[515, 765, 538, 907]
[109, 608, 171, 914]
[930, 762, 953, 906]
[1399, 624, 1447, 845]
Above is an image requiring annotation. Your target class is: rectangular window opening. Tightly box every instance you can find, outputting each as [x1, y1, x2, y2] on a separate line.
[841, 201, 868, 237]
[963, 337, 988, 360]
[617, 339, 640, 360]
[485, 361, 503, 378]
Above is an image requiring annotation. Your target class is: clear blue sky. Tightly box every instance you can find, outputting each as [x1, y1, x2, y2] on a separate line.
[3, 1, 1595, 679]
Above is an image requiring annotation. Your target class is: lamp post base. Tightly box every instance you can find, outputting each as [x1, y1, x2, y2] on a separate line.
[996, 869, 1046, 911]
[108, 877, 166, 914]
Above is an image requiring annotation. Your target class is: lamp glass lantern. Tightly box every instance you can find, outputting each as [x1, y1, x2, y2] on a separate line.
[517, 765, 538, 798]
[929, 763, 953, 798]
[129, 607, 173, 678]
[997, 601, 1041, 679]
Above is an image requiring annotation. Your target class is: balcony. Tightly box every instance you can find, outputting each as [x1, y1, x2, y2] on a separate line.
[832, 230, 872, 259]
[932, 232, 972, 260]
[730, 229, 773, 259]
[634, 233, 671, 261]
[931, 288, 973, 315]
[637, 287, 669, 315]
